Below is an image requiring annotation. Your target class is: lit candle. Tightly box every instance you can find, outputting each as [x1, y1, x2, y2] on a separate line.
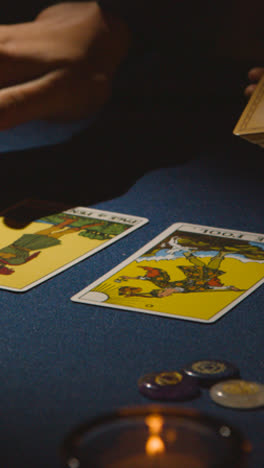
[63, 407, 249, 468]
[107, 414, 204, 467]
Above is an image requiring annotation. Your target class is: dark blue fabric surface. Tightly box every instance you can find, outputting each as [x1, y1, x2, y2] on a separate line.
[0, 2, 263, 466]
[0, 101, 263, 468]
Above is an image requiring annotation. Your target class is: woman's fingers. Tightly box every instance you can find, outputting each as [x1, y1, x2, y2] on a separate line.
[248, 67, 264, 82]
[244, 67, 264, 97]
[0, 70, 65, 129]
[244, 83, 257, 98]
[0, 2, 130, 129]
[0, 67, 111, 130]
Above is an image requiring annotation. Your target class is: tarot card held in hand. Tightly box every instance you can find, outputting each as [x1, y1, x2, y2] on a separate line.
[233, 74, 264, 147]
[72, 223, 264, 323]
[0, 200, 148, 292]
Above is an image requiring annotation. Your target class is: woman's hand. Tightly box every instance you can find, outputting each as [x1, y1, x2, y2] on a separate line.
[244, 67, 264, 97]
[0, 2, 131, 130]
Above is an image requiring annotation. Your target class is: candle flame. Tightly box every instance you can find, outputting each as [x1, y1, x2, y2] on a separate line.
[145, 414, 164, 434]
[145, 435, 165, 456]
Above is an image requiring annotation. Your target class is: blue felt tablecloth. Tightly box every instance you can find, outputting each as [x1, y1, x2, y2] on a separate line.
[0, 99, 263, 468]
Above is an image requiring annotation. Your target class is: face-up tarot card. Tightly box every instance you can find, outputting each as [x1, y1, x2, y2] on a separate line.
[0, 200, 148, 292]
[72, 223, 264, 323]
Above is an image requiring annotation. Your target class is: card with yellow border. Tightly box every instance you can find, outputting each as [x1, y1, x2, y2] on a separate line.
[233, 74, 264, 147]
[0, 200, 148, 292]
[72, 223, 264, 323]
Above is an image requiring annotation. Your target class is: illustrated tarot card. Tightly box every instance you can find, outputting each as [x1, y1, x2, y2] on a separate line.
[0, 199, 148, 292]
[233, 74, 264, 147]
[72, 223, 264, 323]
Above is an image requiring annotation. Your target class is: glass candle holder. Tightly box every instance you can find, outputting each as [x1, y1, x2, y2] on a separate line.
[60, 405, 250, 468]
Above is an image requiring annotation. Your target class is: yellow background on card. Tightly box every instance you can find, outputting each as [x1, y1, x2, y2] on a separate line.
[0, 219, 104, 290]
[91, 257, 264, 321]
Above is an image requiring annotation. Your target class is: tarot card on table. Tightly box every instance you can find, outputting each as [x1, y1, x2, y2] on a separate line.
[0, 199, 148, 292]
[72, 223, 264, 323]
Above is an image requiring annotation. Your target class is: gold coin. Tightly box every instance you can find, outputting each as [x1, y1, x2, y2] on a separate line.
[155, 372, 183, 386]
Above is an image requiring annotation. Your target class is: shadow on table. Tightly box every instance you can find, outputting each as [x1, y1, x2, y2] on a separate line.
[0, 106, 195, 227]
[0, 84, 263, 228]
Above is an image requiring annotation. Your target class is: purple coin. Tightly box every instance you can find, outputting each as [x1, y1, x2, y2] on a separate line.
[138, 370, 200, 401]
[182, 360, 240, 387]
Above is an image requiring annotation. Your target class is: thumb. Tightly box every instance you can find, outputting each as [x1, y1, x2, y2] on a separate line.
[0, 69, 71, 130]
